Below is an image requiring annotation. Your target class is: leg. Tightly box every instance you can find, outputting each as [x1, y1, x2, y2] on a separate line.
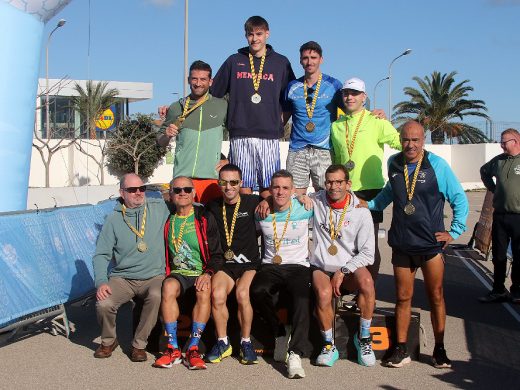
[312, 270, 334, 333]
[235, 270, 257, 339]
[421, 255, 446, 344]
[285, 266, 312, 357]
[508, 214, 520, 293]
[250, 266, 284, 334]
[211, 271, 235, 338]
[368, 222, 381, 282]
[344, 267, 375, 321]
[491, 213, 509, 292]
[393, 266, 417, 344]
[133, 275, 164, 349]
[161, 277, 182, 323]
[192, 286, 212, 324]
[96, 277, 135, 347]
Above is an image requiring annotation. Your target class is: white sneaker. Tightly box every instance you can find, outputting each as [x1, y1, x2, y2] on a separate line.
[286, 351, 305, 379]
[354, 333, 376, 367]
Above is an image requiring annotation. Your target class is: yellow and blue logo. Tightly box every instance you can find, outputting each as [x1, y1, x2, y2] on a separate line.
[95, 107, 115, 130]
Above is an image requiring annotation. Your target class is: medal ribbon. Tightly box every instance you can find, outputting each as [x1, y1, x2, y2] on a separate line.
[178, 92, 209, 122]
[328, 194, 350, 242]
[122, 202, 147, 239]
[403, 151, 425, 202]
[304, 73, 322, 120]
[271, 202, 292, 255]
[223, 197, 241, 250]
[171, 208, 194, 253]
[248, 53, 266, 93]
[345, 109, 366, 161]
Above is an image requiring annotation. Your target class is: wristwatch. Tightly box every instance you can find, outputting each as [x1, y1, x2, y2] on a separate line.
[340, 266, 350, 275]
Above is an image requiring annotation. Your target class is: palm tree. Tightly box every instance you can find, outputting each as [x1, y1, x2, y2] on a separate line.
[70, 80, 119, 139]
[393, 71, 490, 144]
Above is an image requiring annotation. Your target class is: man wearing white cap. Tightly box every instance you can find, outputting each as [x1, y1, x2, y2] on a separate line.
[330, 77, 401, 282]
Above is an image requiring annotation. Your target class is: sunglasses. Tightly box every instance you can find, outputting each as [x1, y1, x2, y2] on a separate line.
[171, 187, 194, 194]
[306, 87, 315, 104]
[218, 179, 240, 187]
[123, 185, 147, 193]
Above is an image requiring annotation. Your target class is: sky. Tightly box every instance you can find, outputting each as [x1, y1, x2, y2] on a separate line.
[39, 0, 520, 125]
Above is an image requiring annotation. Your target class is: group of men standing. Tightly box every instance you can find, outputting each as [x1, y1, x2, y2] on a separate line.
[90, 14, 485, 379]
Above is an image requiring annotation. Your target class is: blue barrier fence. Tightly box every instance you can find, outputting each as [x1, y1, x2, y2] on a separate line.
[0, 200, 116, 328]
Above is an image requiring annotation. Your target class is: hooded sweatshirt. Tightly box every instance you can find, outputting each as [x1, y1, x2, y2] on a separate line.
[480, 153, 520, 214]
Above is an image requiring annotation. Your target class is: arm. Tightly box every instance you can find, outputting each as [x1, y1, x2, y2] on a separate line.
[157, 102, 180, 147]
[343, 211, 375, 273]
[379, 120, 402, 151]
[367, 180, 394, 211]
[92, 217, 115, 293]
[210, 59, 231, 98]
[203, 211, 224, 275]
[480, 158, 497, 193]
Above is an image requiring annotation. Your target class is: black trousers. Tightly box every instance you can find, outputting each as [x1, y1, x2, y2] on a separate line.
[250, 264, 311, 357]
[491, 212, 520, 292]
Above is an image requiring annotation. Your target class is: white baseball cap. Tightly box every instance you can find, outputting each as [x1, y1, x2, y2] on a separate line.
[342, 77, 366, 93]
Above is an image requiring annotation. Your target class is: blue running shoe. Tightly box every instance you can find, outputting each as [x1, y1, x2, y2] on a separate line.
[354, 333, 376, 367]
[206, 339, 232, 363]
[315, 343, 339, 367]
[240, 341, 259, 365]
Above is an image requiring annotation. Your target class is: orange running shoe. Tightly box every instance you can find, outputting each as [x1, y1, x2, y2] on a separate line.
[153, 345, 182, 368]
[184, 346, 207, 370]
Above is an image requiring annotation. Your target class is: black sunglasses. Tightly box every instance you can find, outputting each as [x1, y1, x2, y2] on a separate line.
[171, 187, 194, 194]
[218, 179, 240, 187]
[123, 185, 146, 193]
[306, 87, 315, 104]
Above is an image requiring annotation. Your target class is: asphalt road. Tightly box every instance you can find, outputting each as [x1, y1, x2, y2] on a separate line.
[1, 191, 519, 390]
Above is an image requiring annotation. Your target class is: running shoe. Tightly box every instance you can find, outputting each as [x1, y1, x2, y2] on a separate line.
[382, 344, 411, 368]
[184, 345, 207, 370]
[354, 333, 376, 367]
[206, 339, 232, 363]
[240, 341, 258, 365]
[432, 345, 452, 369]
[315, 343, 339, 367]
[286, 351, 305, 379]
[478, 289, 510, 303]
[153, 345, 182, 368]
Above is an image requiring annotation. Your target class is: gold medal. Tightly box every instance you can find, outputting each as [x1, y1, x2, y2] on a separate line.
[224, 249, 235, 261]
[137, 240, 148, 252]
[328, 244, 338, 256]
[172, 94, 208, 128]
[345, 160, 355, 171]
[272, 254, 283, 265]
[305, 121, 315, 132]
[404, 202, 416, 216]
[251, 93, 262, 104]
[173, 116, 185, 128]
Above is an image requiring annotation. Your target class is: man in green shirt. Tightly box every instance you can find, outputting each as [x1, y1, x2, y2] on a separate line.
[331, 77, 401, 281]
[158, 61, 228, 204]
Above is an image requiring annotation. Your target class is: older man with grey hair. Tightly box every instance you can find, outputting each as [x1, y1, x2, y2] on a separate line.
[93, 173, 170, 362]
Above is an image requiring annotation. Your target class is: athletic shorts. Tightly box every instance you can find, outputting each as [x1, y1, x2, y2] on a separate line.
[192, 179, 222, 205]
[229, 137, 280, 189]
[166, 273, 198, 295]
[310, 264, 335, 278]
[392, 250, 443, 269]
[221, 264, 257, 282]
[287, 147, 332, 189]
[354, 189, 384, 224]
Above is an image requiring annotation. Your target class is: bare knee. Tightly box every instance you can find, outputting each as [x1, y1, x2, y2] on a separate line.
[357, 276, 375, 297]
[315, 285, 333, 307]
[236, 285, 251, 305]
[162, 278, 180, 302]
[428, 285, 444, 306]
[212, 286, 228, 306]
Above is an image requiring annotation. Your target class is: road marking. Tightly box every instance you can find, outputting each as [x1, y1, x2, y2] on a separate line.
[453, 249, 520, 324]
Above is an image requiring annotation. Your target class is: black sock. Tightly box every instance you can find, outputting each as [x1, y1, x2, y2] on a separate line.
[434, 342, 445, 350]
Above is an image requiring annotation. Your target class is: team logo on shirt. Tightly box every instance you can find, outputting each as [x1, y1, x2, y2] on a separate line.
[514, 164, 520, 175]
[236, 72, 275, 82]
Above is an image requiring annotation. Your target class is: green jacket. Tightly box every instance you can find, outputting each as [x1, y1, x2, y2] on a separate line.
[331, 109, 401, 191]
[162, 94, 227, 179]
[480, 153, 520, 213]
[93, 198, 171, 287]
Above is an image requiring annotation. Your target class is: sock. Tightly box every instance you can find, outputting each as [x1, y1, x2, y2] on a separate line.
[360, 317, 372, 339]
[321, 328, 334, 344]
[241, 337, 251, 343]
[187, 321, 206, 349]
[434, 342, 445, 350]
[218, 336, 229, 344]
[397, 342, 407, 352]
[164, 321, 178, 349]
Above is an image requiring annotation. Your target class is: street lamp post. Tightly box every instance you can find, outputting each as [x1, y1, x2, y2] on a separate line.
[388, 48, 412, 121]
[45, 18, 66, 139]
[373, 76, 389, 109]
[183, 0, 188, 98]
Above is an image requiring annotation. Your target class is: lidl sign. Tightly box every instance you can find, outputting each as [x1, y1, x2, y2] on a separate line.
[95, 106, 115, 131]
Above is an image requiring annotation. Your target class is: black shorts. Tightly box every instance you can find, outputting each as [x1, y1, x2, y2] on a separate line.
[354, 189, 383, 224]
[310, 264, 335, 278]
[221, 264, 257, 282]
[392, 250, 443, 269]
[166, 273, 197, 295]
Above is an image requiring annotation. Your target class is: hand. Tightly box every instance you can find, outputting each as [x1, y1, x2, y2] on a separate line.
[255, 199, 271, 219]
[215, 159, 229, 172]
[435, 231, 454, 249]
[331, 271, 345, 297]
[356, 199, 368, 208]
[165, 123, 179, 138]
[96, 283, 112, 301]
[195, 273, 211, 291]
[296, 194, 313, 210]
[371, 108, 387, 120]
[158, 105, 169, 119]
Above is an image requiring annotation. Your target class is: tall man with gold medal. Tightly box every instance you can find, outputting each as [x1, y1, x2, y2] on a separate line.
[93, 173, 170, 363]
[306, 165, 376, 367]
[212, 16, 295, 198]
[330, 77, 402, 282]
[365, 121, 468, 369]
[251, 170, 313, 379]
[284, 41, 344, 195]
[205, 164, 262, 365]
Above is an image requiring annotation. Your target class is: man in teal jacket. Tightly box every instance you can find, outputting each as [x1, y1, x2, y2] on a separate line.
[93, 173, 170, 362]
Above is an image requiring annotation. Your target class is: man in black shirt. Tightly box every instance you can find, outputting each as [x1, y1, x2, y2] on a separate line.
[205, 164, 261, 364]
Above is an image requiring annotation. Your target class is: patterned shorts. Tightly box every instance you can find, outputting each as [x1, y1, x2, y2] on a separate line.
[286, 146, 332, 189]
